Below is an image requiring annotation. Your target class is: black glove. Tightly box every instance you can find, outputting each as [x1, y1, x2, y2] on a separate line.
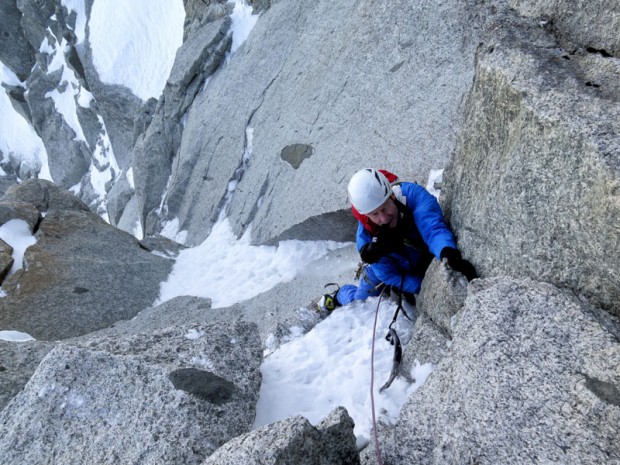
[360, 225, 405, 264]
[440, 247, 478, 281]
[360, 240, 383, 264]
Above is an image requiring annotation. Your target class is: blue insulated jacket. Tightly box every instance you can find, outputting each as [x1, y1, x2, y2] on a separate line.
[355, 182, 456, 294]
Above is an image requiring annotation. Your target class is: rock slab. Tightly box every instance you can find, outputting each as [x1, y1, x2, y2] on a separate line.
[379, 277, 620, 465]
[0, 322, 262, 464]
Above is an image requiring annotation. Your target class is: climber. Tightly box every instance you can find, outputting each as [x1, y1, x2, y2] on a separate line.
[318, 168, 477, 312]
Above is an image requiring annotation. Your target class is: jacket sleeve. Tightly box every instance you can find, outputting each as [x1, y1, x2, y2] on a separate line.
[355, 223, 371, 252]
[403, 183, 456, 259]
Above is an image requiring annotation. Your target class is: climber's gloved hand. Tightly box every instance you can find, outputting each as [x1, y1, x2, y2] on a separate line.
[360, 238, 384, 264]
[440, 247, 478, 281]
[360, 226, 404, 263]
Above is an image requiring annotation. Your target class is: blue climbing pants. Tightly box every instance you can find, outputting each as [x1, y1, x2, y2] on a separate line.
[336, 266, 383, 305]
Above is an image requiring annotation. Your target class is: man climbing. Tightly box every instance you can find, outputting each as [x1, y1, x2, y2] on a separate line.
[318, 168, 477, 312]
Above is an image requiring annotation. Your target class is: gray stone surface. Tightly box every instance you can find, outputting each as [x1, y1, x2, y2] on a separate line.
[0, 200, 40, 231]
[146, 0, 482, 246]
[377, 277, 620, 465]
[0, 175, 18, 198]
[400, 311, 452, 379]
[442, 12, 620, 317]
[0, 322, 262, 464]
[0, 208, 173, 340]
[203, 407, 360, 465]
[315, 405, 362, 465]
[104, 169, 134, 225]
[0, 340, 54, 411]
[15, 0, 57, 49]
[6, 0, 134, 205]
[509, 0, 620, 57]
[417, 259, 469, 336]
[133, 14, 231, 236]
[0, 238, 14, 282]
[26, 65, 92, 187]
[0, 0, 35, 81]
[1, 178, 90, 213]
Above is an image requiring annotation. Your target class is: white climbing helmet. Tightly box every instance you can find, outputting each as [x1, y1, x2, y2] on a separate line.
[347, 168, 393, 214]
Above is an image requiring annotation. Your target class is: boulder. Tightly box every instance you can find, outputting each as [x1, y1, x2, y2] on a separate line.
[417, 259, 469, 337]
[378, 277, 620, 465]
[0, 207, 173, 340]
[203, 407, 360, 465]
[0, 200, 40, 231]
[442, 12, 620, 316]
[1, 178, 90, 214]
[141, 0, 483, 246]
[0, 322, 263, 464]
[138, 234, 188, 258]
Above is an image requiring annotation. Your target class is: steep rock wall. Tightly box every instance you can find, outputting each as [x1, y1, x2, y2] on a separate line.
[442, 12, 620, 317]
[142, 0, 482, 246]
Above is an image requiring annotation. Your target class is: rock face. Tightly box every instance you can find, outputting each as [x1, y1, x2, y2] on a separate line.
[0, 180, 173, 340]
[0, 322, 263, 464]
[379, 277, 620, 465]
[0, 340, 54, 411]
[0, 0, 125, 215]
[139, 0, 482, 246]
[1, 0, 619, 463]
[509, 0, 620, 57]
[442, 11, 620, 317]
[133, 9, 232, 235]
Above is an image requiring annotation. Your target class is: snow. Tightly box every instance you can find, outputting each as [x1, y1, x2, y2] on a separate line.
[230, 1, 260, 53]
[0, 219, 37, 276]
[426, 168, 444, 199]
[0, 330, 35, 342]
[156, 218, 350, 308]
[88, 0, 185, 101]
[254, 298, 431, 448]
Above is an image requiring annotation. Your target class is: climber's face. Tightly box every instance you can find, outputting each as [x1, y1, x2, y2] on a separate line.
[367, 196, 398, 228]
